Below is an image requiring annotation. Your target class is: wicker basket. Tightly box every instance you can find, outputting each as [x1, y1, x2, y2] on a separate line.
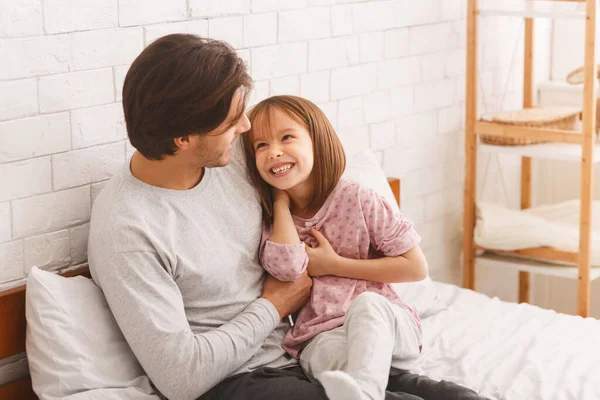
[565, 65, 600, 133]
[480, 106, 581, 146]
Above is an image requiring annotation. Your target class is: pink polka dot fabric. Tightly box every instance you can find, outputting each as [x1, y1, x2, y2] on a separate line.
[259, 179, 422, 359]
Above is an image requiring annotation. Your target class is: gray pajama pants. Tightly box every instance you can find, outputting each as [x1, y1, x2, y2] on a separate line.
[299, 292, 422, 400]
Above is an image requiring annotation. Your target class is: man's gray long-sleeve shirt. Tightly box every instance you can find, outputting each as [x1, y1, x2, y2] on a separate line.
[88, 143, 296, 400]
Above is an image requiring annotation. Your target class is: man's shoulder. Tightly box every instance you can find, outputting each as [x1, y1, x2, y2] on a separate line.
[92, 168, 151, 221]
[89, 168, 161, 249]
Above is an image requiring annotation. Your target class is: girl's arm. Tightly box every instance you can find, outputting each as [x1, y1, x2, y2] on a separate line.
[260, 189, 308, 282]
[306, 229, 428, 283]
[269, 190, 301, 245]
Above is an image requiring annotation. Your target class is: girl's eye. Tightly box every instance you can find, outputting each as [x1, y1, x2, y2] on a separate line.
[255, 143, 267, 150]
[282, 134, 293, 141]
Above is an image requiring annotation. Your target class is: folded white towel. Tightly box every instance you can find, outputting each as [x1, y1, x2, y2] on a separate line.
[474, 200, 600, 266]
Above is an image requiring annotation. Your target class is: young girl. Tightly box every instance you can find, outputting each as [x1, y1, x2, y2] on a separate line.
[242, 95, 428, 400]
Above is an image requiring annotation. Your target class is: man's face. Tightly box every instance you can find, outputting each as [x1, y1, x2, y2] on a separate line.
[192, 90, 251, 168]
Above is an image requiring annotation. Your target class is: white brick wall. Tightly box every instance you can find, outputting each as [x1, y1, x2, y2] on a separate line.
[0, 0, 43, 37]
[0, 35, 70, 80]
[119, 0, 186, 27]
[0, 157, 52, 202]
[144, 20, 209, 45]
[308, 36, 359, 71]
[12, 186, 91, 240]
[69, 28, 143, 71]
[0, 241, 25, 282]
[191, 0, 251, 18]
[300, 71, 330, 103]
[44, 0, 118, 34]
[0, 0, 524, 296]
[71, 103, 127, 149]
[337, 97, 364, 129]
[0, 113, 71, 162]
[209, 17, 244, 49]
[270, 76, 300, 96]
[24, 230, 71, 273]
[279, 8, 331, 43]
[0, 203, 11, 244]
[52, 142, 125, 190]
[0, 79, 38, 121]
[251, 42, 308, 80]
[331, 64, 377, 100]
[243, 13, 277, 47]
[39, 69, 114, 113]
[331, 5, 353, 36]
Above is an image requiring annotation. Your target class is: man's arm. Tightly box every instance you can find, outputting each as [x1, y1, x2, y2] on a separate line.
[92, 250, 308, 400]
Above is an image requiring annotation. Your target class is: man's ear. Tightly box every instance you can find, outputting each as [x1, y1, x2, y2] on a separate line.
[174, 135, 192, 151]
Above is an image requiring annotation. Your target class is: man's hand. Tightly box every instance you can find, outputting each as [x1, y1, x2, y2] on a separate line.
[305, 229, 341, 277]
[261, 271, 312, 319]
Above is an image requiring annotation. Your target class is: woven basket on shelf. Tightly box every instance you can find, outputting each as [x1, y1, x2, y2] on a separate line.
[480, 106, 581, 146]
[565, 65, 600, 133]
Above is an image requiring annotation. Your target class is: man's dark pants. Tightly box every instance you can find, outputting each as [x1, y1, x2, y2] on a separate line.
[199, 366, 487, 400]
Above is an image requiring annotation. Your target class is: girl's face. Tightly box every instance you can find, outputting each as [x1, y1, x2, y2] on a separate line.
[252, 107, 314, 191]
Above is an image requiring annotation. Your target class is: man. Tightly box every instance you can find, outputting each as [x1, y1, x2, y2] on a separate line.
[89, 34, 486, 400]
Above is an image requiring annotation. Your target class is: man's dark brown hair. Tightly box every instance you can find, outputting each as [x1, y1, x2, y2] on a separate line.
[122, 34, 252, 160]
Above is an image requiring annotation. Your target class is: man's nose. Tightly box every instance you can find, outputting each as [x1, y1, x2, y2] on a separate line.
[237, 114, 251, 135]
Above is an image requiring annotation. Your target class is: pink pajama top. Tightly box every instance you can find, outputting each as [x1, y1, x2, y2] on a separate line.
[259, 179, 422, 359]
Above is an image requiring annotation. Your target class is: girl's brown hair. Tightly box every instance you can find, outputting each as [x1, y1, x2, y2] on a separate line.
[242, 95, 346, 224]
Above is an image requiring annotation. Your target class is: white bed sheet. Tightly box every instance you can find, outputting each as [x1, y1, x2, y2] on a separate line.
[409, 282, 600, 400]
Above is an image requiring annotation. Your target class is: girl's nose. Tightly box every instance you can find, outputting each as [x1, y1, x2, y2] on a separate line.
[269, 146, 283, 159]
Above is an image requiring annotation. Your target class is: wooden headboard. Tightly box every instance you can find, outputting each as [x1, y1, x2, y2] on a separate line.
[387, 177, 401, 207]
[0, 178, 400, 400]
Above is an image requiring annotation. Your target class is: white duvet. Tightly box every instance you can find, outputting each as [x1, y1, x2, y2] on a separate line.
[410, 282, 600, 400]
[474, 200, 600, 266]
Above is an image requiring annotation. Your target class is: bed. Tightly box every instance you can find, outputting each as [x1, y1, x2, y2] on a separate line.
[410, 281, 600, 399]
[1, 175, 599, 400]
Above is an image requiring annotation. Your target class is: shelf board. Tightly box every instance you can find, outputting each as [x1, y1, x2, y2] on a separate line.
[478, 141, 600, 162]
[478, 0, 587, 20]
[476, 252, 600, 281]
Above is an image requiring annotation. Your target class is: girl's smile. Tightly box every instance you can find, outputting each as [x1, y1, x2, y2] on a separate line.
[269, 162, 295, 177]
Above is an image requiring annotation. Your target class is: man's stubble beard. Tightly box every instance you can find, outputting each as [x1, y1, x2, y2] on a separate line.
[196, 146, 229, 169]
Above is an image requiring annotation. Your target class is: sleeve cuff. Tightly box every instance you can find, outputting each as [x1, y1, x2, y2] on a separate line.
[379, 229, 422, 256]
[252, 298, 281, 328]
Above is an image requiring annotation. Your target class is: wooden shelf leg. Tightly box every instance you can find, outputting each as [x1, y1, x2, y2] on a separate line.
[577, 0, 597, 318]
[463, 0, 478, 290]
[519, 18, 534, 304]
[518, 271, 530, 303]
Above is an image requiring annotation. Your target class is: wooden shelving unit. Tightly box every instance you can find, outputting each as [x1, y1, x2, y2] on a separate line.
[463, 0, 597, 317]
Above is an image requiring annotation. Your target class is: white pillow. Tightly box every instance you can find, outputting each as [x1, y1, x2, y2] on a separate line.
[26, 266, 160, 400]
[342, 149, 399, 212]
[343, 149, 444, 318]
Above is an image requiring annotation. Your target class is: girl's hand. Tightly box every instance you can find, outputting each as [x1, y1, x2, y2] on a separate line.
[272, 188, 290, 208]
[306, 229, 341, 277]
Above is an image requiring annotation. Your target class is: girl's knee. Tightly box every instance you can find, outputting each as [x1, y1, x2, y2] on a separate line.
[348, 292, 389, 315]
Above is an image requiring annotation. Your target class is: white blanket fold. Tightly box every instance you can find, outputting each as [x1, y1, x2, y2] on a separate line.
[474, 200, 600, 266]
